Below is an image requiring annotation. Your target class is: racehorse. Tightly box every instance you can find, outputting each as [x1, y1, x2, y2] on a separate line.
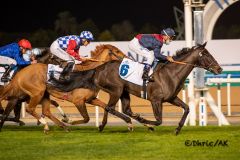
[0, 44, 128, 133]
[91, 42, 222, 135]
[0, 48, 69, 125]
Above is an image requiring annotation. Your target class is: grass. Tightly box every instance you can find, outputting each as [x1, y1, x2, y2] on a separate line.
[0, 125, 239, 160]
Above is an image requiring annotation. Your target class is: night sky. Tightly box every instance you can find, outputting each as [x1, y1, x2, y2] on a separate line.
[0, 0, 239, 32]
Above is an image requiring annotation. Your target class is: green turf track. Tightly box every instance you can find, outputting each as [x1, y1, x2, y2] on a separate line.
[0, 126, 239, 160]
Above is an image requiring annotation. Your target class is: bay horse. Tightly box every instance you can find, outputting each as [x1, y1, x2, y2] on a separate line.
[0, 44, 129, 133]
[91, 42, 222, 135]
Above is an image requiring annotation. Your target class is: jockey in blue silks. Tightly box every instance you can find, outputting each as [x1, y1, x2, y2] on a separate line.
[0, 39, 37, 82]
[128, 28, 176, 81]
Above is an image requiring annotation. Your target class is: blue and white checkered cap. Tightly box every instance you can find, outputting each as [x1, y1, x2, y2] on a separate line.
[80, 31, 94, 41]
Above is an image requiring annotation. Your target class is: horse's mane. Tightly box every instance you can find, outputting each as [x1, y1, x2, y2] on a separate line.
[172, 47, 195, 60]
[90, 44, 123, 57]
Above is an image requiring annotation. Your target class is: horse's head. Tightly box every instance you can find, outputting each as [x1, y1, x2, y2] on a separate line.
[194, 42, 222, 74]
[90, 44, 127, 61]
[36, 48, 62, 65]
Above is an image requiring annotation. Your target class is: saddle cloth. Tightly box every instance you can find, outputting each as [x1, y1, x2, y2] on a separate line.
[47, 64, 63, 81]
[119, 58, 153, 86]
[0, 67, 15, 85]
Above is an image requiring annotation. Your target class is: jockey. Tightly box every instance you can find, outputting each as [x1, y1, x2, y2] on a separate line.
[0, 39, 37, 82]
[50, 31, 94, 81]
[128, 28, 176, 81]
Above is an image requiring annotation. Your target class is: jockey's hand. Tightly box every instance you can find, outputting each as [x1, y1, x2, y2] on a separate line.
[30, 54, 36, 61]
[167, 56, 174, 62]
[31, 60, 37, 64]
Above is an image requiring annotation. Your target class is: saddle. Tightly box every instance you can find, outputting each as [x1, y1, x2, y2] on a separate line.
[0, 65, 16, 85]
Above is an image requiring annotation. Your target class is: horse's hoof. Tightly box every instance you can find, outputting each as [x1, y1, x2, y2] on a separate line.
[44, 129, 49, 134]
[98, 125, 104, 132]
[37, 121, 41, 126]
[148, 127, 154, 132]
[127, 123, 134, 132]
[19, 121, 25, 126]
[64, 127, 70, 132]
[62, 117, 70, 123]
[175, 128, 180, 136]
[128, 127, 134, 132]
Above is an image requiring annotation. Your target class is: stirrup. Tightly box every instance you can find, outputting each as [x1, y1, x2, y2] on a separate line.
[148, 75, 154, 82]
[59, 74, 71, 82]
[1, 77, 10, 83]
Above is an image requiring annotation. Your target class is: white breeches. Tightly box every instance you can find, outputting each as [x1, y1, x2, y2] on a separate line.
[128, 38, 154, 65]
[0, 56, 17, 66]
[50, 40, 75, 62]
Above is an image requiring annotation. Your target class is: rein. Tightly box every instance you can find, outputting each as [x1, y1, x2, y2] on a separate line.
[172, 49, 214, 70]
[108, 49, 126, 61]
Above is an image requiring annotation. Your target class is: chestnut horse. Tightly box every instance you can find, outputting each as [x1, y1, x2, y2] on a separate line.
[0, 48, 69, 125]
[0, 44, 128, 133]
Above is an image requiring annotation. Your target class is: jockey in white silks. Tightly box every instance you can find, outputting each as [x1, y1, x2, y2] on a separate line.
[23, 48, 43, 61]
[0, 39, 37, 82]
[128, 28, 176, 81]
[50, 31, 94, 82]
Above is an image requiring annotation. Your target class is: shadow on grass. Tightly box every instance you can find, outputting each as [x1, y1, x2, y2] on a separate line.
[1, 125, 239, 136]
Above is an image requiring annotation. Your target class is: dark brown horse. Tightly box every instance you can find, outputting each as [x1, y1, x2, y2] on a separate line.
[92, 42, 222, 135]
[0, 44, 129, 133]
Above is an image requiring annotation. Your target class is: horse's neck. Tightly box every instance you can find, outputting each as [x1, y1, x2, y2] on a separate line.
[91, 49, 108, 61]
[37, 51, 61, 65]
[163, 51, 198, 85]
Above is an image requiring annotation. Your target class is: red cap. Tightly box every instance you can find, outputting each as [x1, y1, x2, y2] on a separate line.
[18, 39, 32, 49]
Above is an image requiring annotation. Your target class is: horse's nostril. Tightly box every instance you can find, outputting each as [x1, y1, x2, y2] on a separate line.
[218, 67, 223, 73]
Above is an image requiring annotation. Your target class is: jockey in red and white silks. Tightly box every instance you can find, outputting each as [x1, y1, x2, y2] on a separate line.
[49, 31, 94, 82]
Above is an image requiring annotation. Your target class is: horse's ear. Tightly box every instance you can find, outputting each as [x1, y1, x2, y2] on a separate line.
[196, 43, 202, 46]
[202, 42, 207, 48]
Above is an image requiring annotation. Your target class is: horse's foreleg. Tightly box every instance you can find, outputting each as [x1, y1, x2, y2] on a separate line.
[41, 97, 69, 132]
[50, 99, 69, 123]
[150, 100, 163, 126]
[13, 101, 25, 126]
[0, 102, 4, 114]
[88, 98, 108, 132]
[104, 92, 133, 131]
[25, 92, 52, 133]
[120, 91, 157, 129]
[71, 101, 90, 125]
[169, 96, 189, 135]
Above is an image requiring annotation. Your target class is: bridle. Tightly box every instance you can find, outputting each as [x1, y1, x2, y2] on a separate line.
[172, 49, 214, 71]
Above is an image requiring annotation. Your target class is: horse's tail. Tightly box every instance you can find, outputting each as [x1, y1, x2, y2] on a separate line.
[0, 83, 16, 101]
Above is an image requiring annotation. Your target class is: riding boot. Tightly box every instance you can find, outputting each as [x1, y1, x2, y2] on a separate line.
[59, 62, 74, 82]
[142, 64, 154, 82]
[1, 65, 11, 82]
